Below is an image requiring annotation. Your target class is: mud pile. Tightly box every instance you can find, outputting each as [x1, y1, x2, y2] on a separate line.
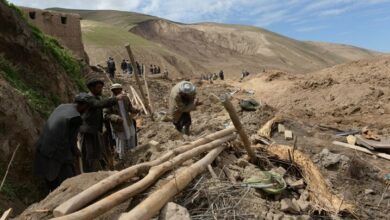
[235, 56, 390, 128]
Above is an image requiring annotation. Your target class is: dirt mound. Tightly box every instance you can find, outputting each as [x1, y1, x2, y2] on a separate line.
[235, 56, 390, 128]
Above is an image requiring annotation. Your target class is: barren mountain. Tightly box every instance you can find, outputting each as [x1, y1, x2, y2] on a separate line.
[52, 9, 379, 77]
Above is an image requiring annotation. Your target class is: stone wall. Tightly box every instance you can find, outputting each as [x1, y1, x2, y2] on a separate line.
[21, 7, 88, 62]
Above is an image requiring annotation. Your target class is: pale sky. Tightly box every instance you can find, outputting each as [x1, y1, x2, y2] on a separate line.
[8, 0, 390, 52]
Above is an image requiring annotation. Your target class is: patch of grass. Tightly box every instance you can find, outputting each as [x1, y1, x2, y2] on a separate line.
[2, 0, 87, 91]
[82, 20, 153, 47]
[30, 25, 86, 91]
[0, 56, 55, 116]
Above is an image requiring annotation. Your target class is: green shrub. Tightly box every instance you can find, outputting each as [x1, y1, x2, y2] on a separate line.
[2, 0, 87, 91]
[0, 56, 54, 116]
[30, 26, 87, 91]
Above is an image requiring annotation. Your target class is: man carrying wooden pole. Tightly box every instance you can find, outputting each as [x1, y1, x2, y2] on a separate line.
[125, 44, 154, 120]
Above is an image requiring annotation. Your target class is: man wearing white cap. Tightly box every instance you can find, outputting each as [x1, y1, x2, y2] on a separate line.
[104, 84, 140, 159]
[169, 81, 201, 135]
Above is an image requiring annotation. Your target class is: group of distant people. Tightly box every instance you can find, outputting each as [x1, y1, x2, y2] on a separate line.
[149, 64, 161, 75]
[201, 70, 224, 82]
[108, 57, 169, 79]
[107, 57, 144, 78]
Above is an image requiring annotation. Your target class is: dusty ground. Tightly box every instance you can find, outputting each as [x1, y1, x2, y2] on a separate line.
[17, 64, 390, 219]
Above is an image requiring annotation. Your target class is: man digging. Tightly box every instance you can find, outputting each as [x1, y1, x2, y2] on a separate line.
[33, 93, 91, 191]
[169, 81, 201, 135]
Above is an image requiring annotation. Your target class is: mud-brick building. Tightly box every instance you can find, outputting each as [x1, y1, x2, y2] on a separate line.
[21, 7, 88, 62]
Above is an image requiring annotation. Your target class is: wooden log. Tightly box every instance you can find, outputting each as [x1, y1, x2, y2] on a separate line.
[0, 144, 20, 191]
[218, 94, 256, 162]
[265, 144, 354, 214]
[119, 146, 226, 220]
[143, 71, 154, 114]
[333, 141, 390, 161]
[53, 135, 236, 220]
[207, 165, 218, 178]
[0, 208, 13, 220]
[332, 141, 373, 155]
[130, 86, 148, 115]
[377, 153, 390, 161]
[222, 167, 237, 184]
[125, 44, 152, 117]
[53, 127, 235, 217]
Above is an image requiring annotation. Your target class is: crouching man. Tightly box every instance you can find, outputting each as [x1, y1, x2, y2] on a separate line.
[169, 81, 201, 135]
[33, 93, 91, 191]
[104, 84, 140, 159]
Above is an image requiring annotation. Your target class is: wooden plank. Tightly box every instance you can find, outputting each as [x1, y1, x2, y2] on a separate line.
[332, 141, 373, 155]
[0, 208, 13, 220]
[355, 135, 390, 150]
[125, 44, 152, 119]
[377, 153, 390, 161]
[333, 141, 390, 161]
[130, 86, 148, 115]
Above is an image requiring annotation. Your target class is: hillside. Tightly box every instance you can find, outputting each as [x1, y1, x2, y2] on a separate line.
[233, 55, 390, 127]
[0, 1, 87, 212]
[52, 9, 379, 77]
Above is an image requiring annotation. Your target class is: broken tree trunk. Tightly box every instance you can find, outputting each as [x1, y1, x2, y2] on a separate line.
[125, 44, 153, 120]
[258, 116, 283, 138]
[265, 144, 355, 214]
[119, 146, 226, 220]
[53, 127, 235, 217]
[53, 135, 235, 220]
[218, 94, 256, 162]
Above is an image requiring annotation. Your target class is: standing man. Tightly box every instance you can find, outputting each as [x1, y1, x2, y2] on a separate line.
[80, 79, 125, 172]
[126, 60, 133, 75]
[120, 59, 127, 74]
[107, 57, 116, 78]
[104, 84, 140, 159]
[169, 81, 200, 135]
[219, 70, 224, 80]
[157, 66, 161, 74]
[34, 93, 91, 191]
[149, 64, 154, 75]
[136, 61, 141, 75]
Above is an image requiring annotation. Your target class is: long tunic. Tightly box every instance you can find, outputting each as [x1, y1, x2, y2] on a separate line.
[33, 104, 81, 182]
[169, 81, 196, 123]
[104, 96, 138, 156]
[80, 94, 117, 172]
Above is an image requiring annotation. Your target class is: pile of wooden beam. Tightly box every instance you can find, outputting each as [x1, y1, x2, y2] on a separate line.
[52, 127, 237, 220]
